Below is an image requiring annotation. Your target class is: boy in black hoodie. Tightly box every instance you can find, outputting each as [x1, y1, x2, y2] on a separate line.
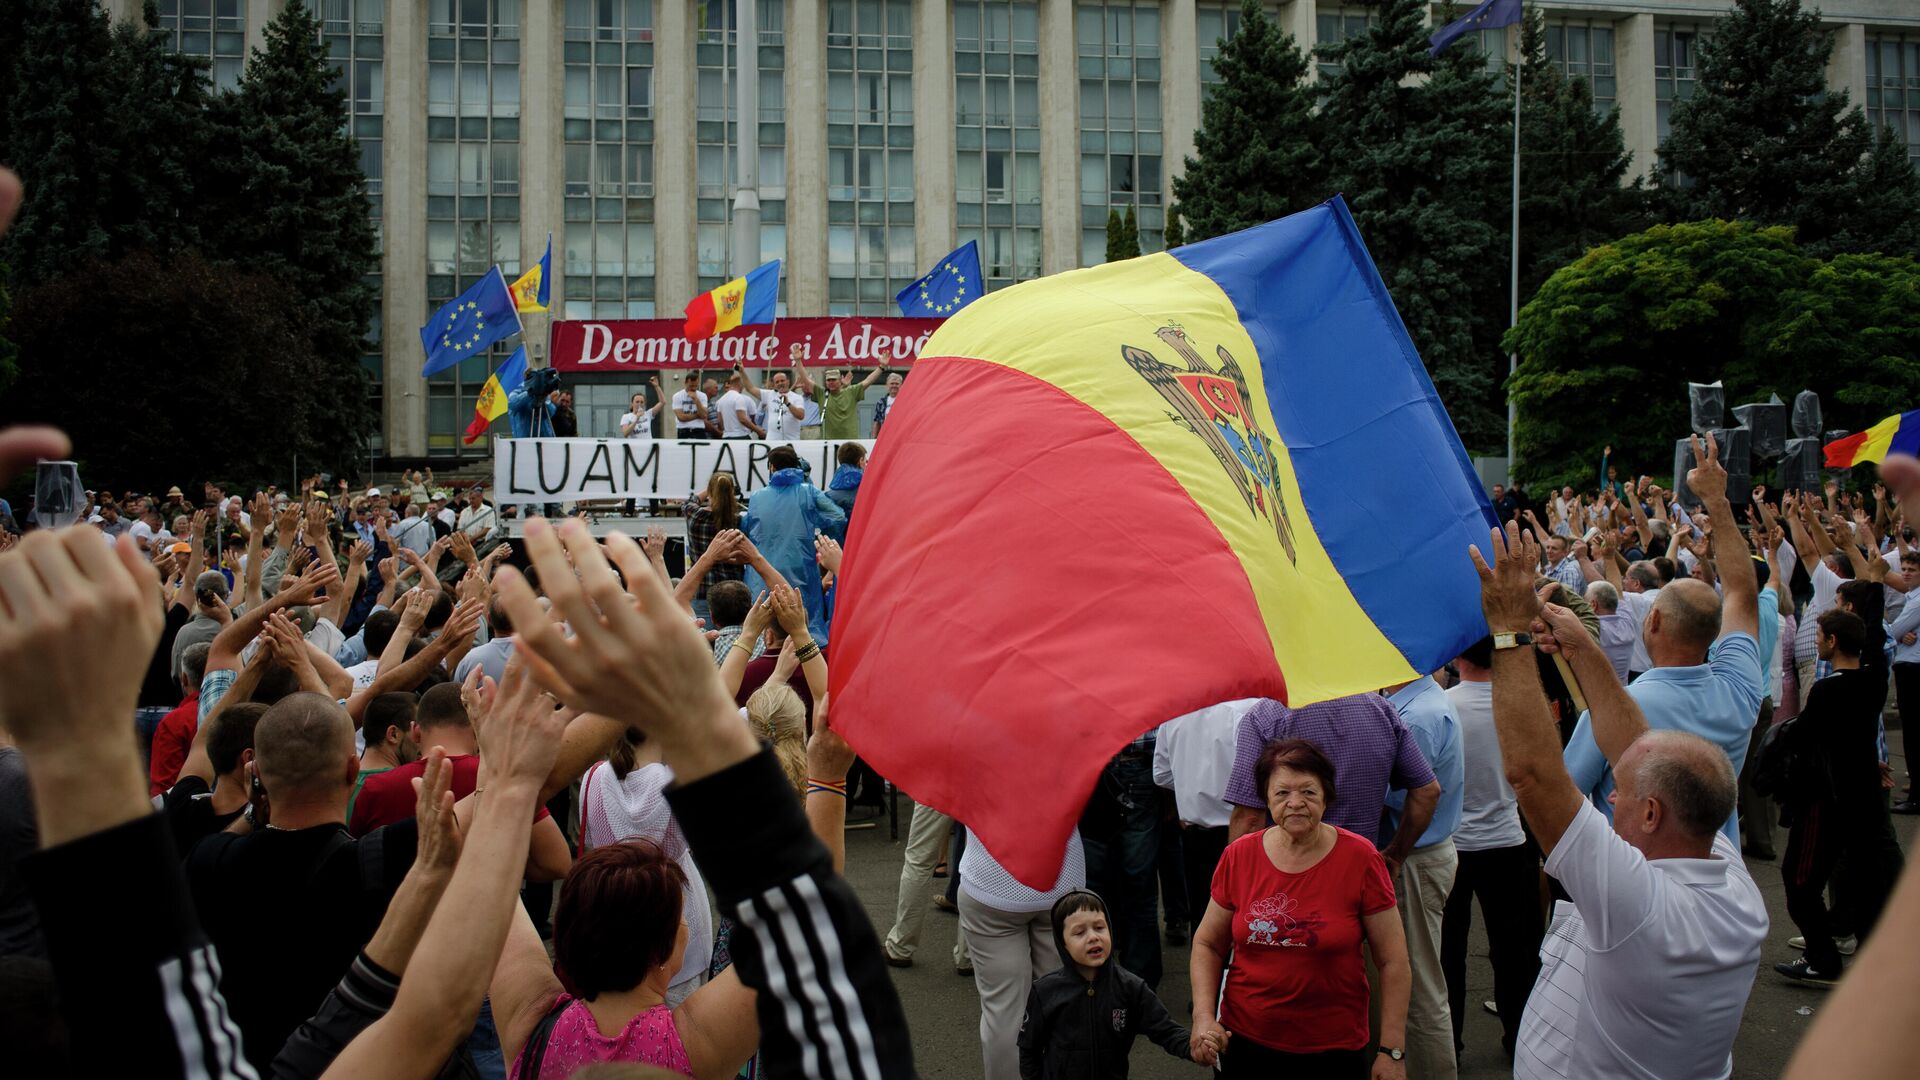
[1017, 890, 1218, 1079]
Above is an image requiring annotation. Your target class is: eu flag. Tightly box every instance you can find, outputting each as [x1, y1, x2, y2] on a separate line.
[420, 266, 522, 377]
[1428, 0, 1522, 56]
[896, 240, 985, 317]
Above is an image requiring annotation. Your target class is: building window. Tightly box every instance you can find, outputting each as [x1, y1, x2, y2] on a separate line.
[1867, 35, 1920, 169]
[954, 2, 1041, 292]
[153, 0, 247, 90]
[562, 0, 654, 320]
[1078, 1, 1163, 265]
[1545, 19, 1617, 115]
[1314, 7, 1376, 82]
[827, 0, 915, 315]
[1654, 23, 1704, 142]
[695, 0, 788, 299]
[427, 0, 522, 455]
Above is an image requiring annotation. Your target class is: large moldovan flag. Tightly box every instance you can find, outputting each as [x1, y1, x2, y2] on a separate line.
[829, 197, 1496, 887]
[462, 345, 529, 444]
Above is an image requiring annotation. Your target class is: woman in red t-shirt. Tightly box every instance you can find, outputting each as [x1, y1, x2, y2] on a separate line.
[1189, 738, 1411, 1079]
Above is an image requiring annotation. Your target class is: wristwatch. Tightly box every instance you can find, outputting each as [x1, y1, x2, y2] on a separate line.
[1377, 1046, 1406, 1062]
[1491, 631, 1533, 651]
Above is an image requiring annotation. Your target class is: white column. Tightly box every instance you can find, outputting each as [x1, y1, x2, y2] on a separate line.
[788, 0, 829, 314]
[245, 0, 279, 59]
[1038, 0, 1080, 273]
[382, 0, 430, 457]
[102, 0, 143, 27]
[1163, 0, 1199, 207]
[1279, 0, 1313, 56]
[913, 1, 957, 268]
[1827, 22, 1868, 111]
[519, 0, 563, 363]
[654, 0, 697, 311]
[1612, 13, 1659, 186]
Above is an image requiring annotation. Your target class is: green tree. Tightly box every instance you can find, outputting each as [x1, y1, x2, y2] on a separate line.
[1122, 204, 1140, 255]
[1656, 0, 1920, 258]
[201, 1, 377, 469]
[1516, 7, 1646, 301]
[1501, 219, 1920, 489]
[1, 0, 213, 285]
[1319, 0, 1510, 450]
[1104, 207, 1140, 262]
[1, 250, 342, 491]
[1163, 204, 1186, 249]
[1172, 0, 1322, 241]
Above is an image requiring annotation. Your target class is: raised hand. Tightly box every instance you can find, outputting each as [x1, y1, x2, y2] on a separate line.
[490, 519, 746, 776]
[289, 545, 313, 575]
[274, 499, 302, 541]
[1469, 522, 1544, 633]
[283, 559, 341, 606]
[769, 582, 808, 635]
[769, 636, 800, 686]
[394, 589, 427, 634]
[470, 653, 570, 788]
[449, 530, 478, 567]
[410, 748, 463, 873]
[814, 532, 843, 575]
[1686, 432, 1727, 503]
[643, 524, 668, 560]
[741, 589, 775, 640]
[348, 539, 372, 566]
[806, 704, 858, 784]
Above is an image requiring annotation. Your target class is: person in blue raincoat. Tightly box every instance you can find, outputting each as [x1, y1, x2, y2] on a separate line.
[826, 442, 865, 520]
[743, 445, 847, 645]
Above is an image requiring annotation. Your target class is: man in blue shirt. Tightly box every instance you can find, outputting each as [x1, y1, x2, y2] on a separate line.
[1382, 676, 1464, 1080]
[1559, 434, 1764, 845]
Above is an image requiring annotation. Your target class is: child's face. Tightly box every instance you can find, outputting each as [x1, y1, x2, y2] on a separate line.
[1062, 909, 1111, 969]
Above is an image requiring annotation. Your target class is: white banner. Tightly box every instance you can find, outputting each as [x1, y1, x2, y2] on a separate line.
[492, 437, 873, 502]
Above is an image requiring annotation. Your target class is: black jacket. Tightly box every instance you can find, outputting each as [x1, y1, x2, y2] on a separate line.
[1016, 922, 1188, 1079]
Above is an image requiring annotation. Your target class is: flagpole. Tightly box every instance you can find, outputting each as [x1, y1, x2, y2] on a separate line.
[1506, 41, 1521, 478]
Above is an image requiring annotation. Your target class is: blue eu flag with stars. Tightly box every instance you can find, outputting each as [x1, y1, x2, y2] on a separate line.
[420, 266, 522, 376]
[896, 240, 985, 318]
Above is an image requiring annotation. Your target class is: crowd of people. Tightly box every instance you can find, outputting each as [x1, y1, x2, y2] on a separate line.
[537, 362, 905, 446]
[4, 144, 1920, 1078]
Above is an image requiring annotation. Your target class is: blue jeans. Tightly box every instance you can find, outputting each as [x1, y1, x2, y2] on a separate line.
[1083, 753, 1163, 987]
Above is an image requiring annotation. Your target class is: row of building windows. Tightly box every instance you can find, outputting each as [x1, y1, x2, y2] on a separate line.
[183, 4, 1920, 451]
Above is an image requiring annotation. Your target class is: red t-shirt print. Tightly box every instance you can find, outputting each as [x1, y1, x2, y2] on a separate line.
[1209, 826, 1395, 1055]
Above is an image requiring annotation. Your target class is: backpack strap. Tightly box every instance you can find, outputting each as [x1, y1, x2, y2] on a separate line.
[513, 997, 570, 1080]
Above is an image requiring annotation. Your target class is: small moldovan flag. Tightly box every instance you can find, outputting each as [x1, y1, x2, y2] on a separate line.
[1428, 0, 1522, 55]
[463, 345, 529, 444]
[509, 234, 552, 313]
[683, 259, 781, 341]
[895, 240, 984, 317]
[420, 267, 521, 377]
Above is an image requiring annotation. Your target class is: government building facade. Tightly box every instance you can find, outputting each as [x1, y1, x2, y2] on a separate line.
[116, 0, 1920, 459]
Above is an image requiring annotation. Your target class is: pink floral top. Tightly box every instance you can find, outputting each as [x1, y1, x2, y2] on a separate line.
[510, 996, 694, 1079]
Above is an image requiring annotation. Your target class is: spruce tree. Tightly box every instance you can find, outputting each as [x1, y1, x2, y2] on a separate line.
[1171, 0, 1323, 241]
[1516, 7, 1646, 300]
[1657, 0, 1920, 258]
[202, 1, 378, 466]
[1122, 205, 1140, 256]
[1, 1, 214, 287]
[1318, 0, 1510, 449]
[1163, 205, 1186, 249]
[1105, 207, 1141, 262]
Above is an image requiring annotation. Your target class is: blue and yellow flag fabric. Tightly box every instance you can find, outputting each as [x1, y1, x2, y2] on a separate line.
[830, 197, 1495, 886]
[463, 345, 528, 444]
[1429, 0, 1522, 55]
[509, 234, 552, 313]
[421, 267, 521, 377]
[895, 240, 984, 317]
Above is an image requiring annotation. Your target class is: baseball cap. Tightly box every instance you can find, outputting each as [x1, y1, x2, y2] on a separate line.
[366, 487, 382, 497]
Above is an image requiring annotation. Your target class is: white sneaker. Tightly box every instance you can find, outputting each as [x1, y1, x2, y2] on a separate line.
[1788, 935, 1858, 955]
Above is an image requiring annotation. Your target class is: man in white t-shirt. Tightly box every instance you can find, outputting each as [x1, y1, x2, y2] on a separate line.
[763, 370, 807, 442]
[671, 372, 710, 440]
[1475, 438, 1765, 1080]
[716, 372, 763, 439]
[620, 377, 665, 439]
[1613, 561, 1662, 679]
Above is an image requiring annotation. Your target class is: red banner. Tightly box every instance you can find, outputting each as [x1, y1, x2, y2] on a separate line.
[549, 317, 945, 373]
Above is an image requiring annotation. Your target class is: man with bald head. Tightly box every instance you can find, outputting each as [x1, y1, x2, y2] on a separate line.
[185, 693, 421, 1075]
[1471, 505, 1766, 1080]
[1557, 436, 1763, 844]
